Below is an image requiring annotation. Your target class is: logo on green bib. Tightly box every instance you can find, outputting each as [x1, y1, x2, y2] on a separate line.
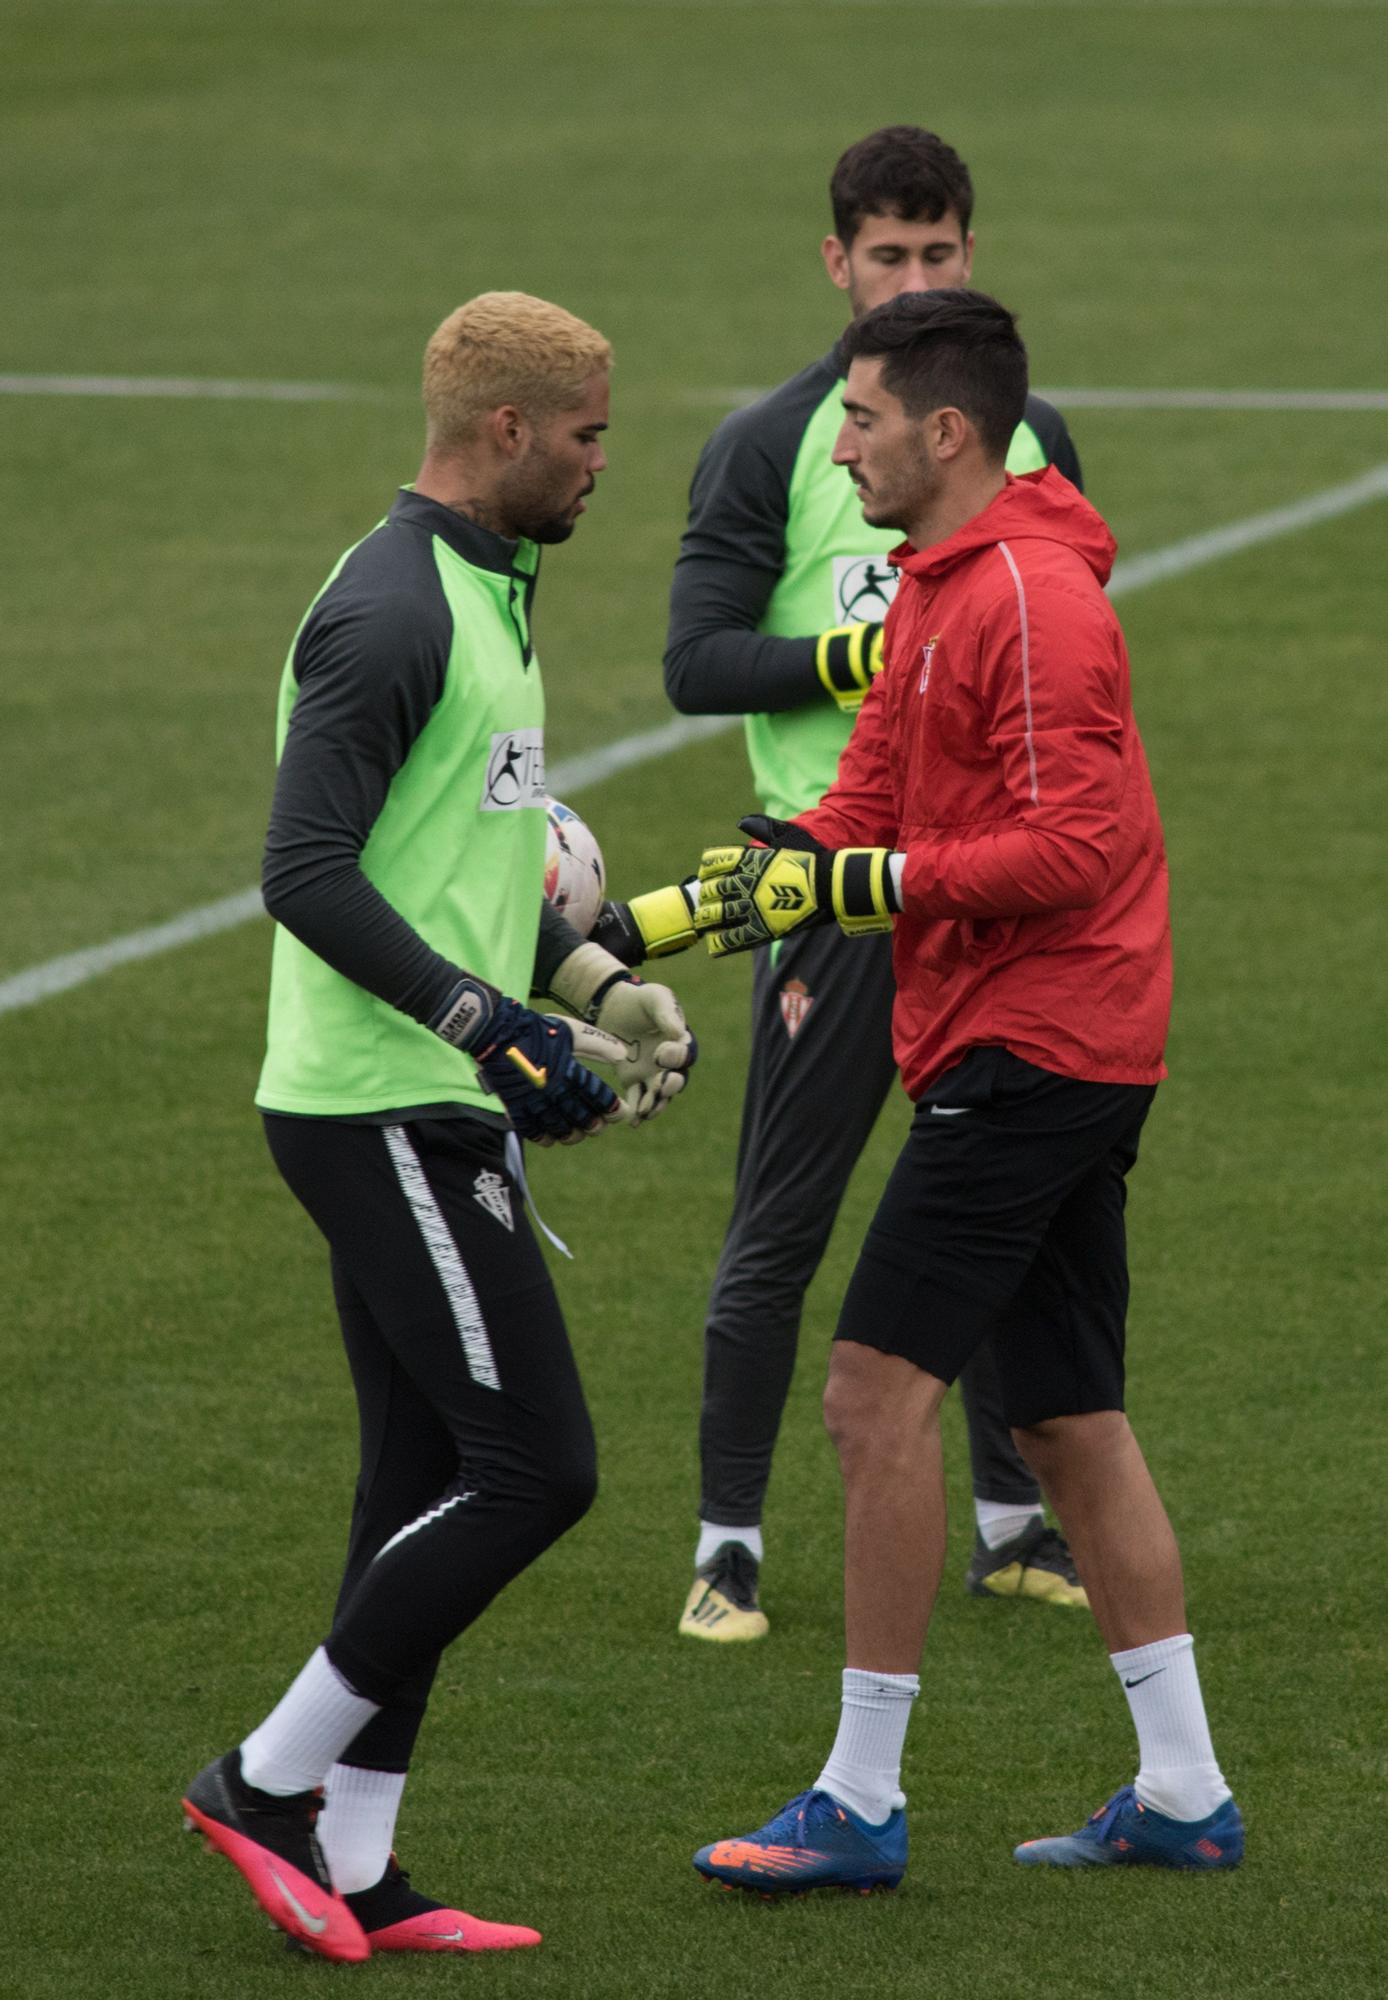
[481, 729, 546, 811]
[833, 556, 898, 625]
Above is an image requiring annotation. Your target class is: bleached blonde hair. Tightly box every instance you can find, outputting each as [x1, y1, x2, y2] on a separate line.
[422, 292, 612, 449]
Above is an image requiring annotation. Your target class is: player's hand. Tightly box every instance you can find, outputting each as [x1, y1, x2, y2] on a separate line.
[430, 977, 622, 1145]
[589, 975, 697, 1122]
[816, 622, 884, 711]
[589, 880, 699, 966]
[542, 942, 697, 1122]
[694, 817, 897, 957]
[475, 1004, 627, 1146]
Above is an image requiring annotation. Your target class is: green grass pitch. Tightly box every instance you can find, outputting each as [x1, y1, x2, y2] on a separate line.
[2, 3, 1385, 1995]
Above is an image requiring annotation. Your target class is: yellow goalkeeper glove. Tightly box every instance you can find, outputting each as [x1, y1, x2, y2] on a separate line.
[816, 622, 885, 711]
[588, 880, 699, 966]
[694, 816, 897, 958]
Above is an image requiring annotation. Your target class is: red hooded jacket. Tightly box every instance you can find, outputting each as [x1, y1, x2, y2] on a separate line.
[795, 468, 1171, 1099]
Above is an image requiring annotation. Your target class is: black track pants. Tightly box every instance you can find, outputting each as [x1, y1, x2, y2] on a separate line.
[264, 1113, 596, 1770]
[700, 926, 1042, 1526]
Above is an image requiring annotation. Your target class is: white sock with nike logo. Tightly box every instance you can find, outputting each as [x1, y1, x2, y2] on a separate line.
[1111, 1632, 1231, 1822]
[814, 1668, 919, 1827]
[240, 1646, 381, 1797]
[317, 1764, 407, 1894]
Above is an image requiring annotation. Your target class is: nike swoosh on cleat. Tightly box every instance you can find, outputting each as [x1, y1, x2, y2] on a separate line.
[929, 1105, 970, 1116]
[269, 1870, 329, 1936]
[424, 1929, 466, 1941]
[1123, 1670, 1165, 1688]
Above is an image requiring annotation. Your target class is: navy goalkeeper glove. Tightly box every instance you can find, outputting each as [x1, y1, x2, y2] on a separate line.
[431, 976, 622, 1145]
[694, 816, 898, 957]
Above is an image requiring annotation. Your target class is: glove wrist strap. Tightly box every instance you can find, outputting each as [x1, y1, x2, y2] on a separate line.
[430, 973, 502, 1049]
[629, 880, 699, 957]
[582, 968, 636, 1024]
[816, 623, 883, 710]
[547, 938, 630, 1016]
[830, 849, 897, 935]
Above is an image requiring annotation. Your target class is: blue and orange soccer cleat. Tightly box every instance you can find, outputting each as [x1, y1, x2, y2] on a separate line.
[694, 1788, 907, 1896]
[1014, 1785, 1244, 1869]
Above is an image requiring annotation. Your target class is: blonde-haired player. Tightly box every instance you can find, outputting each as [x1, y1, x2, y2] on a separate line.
[180, 294, 695, 1961]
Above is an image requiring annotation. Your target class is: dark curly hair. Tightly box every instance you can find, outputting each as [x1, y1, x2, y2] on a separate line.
[830, 126, 974, 247]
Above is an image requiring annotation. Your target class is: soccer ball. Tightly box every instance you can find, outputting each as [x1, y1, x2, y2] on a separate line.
[543, 798, 605, 936]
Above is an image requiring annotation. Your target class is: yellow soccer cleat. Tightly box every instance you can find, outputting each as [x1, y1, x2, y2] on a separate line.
[965, 1521, 1089, 1610]
[678, 1542, 770, 1643]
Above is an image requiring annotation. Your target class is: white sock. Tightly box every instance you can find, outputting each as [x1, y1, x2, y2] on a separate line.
[240, 1647, 381, 1797]
[317, 1764, 408, 1894]
[1111, 1633, 1231, 1822]
[974, 1498, 1042, 1550]
[696, 1520, 763, 1567]
[815, 1668, 919, 1826]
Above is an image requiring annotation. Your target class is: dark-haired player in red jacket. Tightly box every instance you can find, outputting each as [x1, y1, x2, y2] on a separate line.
[690, 289, 1242, 1894]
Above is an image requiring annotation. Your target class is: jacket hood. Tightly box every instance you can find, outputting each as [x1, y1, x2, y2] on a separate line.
[892, 467, 1116, 587]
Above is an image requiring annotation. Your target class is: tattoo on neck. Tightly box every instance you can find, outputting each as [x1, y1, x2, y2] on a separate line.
[455, 496, 503, 535]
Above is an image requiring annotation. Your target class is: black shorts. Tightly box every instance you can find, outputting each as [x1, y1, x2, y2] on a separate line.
[835, 1047, 1155, 1426]
[262, 1110, 597, 1725]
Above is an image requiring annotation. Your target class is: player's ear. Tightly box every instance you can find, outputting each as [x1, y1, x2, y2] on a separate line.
[821, 235, 851, 293]
[930, 406, 971, 462]
[961, 230, 975, 283]
[488, 404, 529, 458]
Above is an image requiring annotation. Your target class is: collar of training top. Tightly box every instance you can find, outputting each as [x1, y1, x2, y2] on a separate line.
[390, 488, 539, 579]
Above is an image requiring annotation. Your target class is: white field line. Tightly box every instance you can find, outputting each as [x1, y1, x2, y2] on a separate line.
[0, 374, 374, 402]
[1042, 388, 1388, 412]
[1104, 462, 1388, 594]
[2, 462, 1386, 1021]
[686, 385, 1388, 412]
[6, 375, 1386, 414]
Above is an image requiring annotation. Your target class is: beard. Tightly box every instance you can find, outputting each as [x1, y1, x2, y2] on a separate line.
[500, 443, 589, 544]
[859, 448, 944, 536]
[521, 512, 579, 545]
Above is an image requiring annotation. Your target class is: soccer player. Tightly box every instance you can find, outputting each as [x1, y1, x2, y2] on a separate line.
[667, 127, 1085, 1635]
[691, 288, 1242, 1888]
[180, 293, 697, 1963]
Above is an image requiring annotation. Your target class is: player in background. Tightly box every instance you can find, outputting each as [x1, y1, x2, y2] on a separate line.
[669, 128, 1086, 1637]
[180, 293, 696, 1963]
[691, 286, 1242, 1889]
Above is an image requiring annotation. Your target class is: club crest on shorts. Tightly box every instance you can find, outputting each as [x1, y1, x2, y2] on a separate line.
[919, 633, 941, 694]
[779, 978, 814, 1039]
[473, 1168, 514, 1231]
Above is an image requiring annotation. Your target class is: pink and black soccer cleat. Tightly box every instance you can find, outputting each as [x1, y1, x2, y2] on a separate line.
[346, 1858, 541, 1952]
[182, 1750, 369, 1962]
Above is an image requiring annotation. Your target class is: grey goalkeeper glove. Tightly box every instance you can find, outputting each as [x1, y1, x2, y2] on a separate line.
[545, 942, 697, 1123]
